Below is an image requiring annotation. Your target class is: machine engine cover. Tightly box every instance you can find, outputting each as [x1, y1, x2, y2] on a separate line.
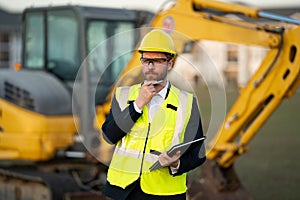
[0, 69, 72, 115]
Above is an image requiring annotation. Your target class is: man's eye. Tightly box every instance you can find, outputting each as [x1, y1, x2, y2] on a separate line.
[140, 58, 168, 65]
[155, 58, 167, 63]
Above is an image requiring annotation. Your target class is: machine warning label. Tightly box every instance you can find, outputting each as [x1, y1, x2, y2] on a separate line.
[163, 16, 175, 33]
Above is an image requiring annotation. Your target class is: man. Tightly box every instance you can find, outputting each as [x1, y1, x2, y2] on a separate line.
[101, 29, 206, 200]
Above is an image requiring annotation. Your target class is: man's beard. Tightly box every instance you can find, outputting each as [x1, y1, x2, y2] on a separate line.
[145, 71, 159, 81]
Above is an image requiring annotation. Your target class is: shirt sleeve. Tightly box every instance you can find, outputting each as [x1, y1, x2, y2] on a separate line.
[133, 101, 143, 113]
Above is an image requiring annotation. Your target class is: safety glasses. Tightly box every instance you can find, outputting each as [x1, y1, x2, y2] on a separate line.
[140, 57, 169, 66]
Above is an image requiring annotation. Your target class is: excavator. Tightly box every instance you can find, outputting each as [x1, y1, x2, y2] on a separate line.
[0, 0, 299, 199]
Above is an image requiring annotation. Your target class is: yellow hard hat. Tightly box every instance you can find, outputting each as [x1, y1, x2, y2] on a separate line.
[138, 29, 176, 56]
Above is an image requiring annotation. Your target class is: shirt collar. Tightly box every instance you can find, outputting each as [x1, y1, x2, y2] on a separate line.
[157, 80, 169, 99]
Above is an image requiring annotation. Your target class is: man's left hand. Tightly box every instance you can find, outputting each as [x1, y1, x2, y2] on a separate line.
[158, 151, 181, 168]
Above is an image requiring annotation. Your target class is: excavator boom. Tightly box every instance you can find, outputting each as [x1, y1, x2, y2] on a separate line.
[119, 0, 300, 199]
[123, 0, 300, 167]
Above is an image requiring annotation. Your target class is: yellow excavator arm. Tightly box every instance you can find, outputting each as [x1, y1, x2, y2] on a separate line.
[115, 0, 300, 198]
[121, 0, 300, 168]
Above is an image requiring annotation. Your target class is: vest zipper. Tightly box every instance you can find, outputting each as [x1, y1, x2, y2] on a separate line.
[139, 122, 151, 176]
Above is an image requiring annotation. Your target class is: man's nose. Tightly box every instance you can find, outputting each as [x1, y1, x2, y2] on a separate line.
[148, 62, 155, 69]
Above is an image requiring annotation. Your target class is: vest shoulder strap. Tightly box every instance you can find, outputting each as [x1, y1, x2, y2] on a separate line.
[116, 86, 130, 111]
[171, 89, 193, 146]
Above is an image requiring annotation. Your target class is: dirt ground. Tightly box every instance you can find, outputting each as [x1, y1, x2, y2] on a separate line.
[236, 89, 300, 200]
[191, 85, 300, 200]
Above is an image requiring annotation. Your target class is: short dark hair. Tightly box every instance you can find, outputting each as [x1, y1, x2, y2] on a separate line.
[140, 52, 175, 60]
[164, 53, 175, 60]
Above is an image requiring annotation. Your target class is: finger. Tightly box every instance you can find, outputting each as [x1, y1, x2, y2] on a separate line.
[173, 151, 181, 159]
[158, 157, 166, 166]
[143, 80, 152, 86]
[158, 152, 169, 166]
[147, 86, 156, 95]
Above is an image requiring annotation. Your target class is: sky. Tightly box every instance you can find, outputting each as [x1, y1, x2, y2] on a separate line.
[0, 0, 299, 13]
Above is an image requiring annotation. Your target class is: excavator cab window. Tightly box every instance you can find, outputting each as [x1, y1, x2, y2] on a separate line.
[22, 7, 141, 105]
[24, 11, 45, 69]
[24, 10, 80, 81]
[47, 10, 80, 80]
[87, 20, 135, 105]
[87, 21, 134, 81]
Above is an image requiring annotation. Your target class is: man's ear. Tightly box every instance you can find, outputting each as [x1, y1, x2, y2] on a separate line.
[167, 59, 174, 70]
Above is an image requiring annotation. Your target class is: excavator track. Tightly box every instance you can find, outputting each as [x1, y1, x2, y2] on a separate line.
[0, 168, 51, 200]
[0, 167, 82, 200]
[0, 161, 107, 200]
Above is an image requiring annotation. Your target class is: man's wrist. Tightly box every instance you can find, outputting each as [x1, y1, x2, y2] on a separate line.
[171, 160, 180, 169]
[170, 160, 180, 174]
[133, 101, 142, 113]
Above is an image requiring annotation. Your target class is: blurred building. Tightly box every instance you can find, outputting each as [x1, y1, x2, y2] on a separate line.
[0, 2, 299, 88]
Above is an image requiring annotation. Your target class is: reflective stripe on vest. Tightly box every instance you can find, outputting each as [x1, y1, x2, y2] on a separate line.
[171, 90, 189, 147]
[114, 86, 189, 163]
[122, 85, 190, 141]
[116, 86, 130, 111]
[114, 146, 159, 163]
[107, 84, 193, 194]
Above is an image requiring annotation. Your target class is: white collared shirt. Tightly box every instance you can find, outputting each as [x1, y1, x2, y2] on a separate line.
[133, 81, 169, 121]
[147, 81, 168, 121]
[133, 81, 180, 173]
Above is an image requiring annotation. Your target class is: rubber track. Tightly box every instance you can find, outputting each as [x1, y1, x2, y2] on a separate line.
[0, 167, 82, 200]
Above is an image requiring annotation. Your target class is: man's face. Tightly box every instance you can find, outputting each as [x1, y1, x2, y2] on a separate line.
[141, 52, 173, 82]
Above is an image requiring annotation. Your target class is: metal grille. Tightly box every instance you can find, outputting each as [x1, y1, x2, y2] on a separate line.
[4, 81, 35, 110]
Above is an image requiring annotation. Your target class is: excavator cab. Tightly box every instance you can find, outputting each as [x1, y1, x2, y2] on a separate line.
[0, 5, 153, 160]
[0, 5, 153, 199]
[22, 6, 153, 105]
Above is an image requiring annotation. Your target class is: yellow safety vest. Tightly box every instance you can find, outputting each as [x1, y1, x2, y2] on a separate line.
[107, 84, 193, 195]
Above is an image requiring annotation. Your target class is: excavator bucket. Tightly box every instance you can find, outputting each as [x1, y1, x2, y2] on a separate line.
[187, 159, 253, 200]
